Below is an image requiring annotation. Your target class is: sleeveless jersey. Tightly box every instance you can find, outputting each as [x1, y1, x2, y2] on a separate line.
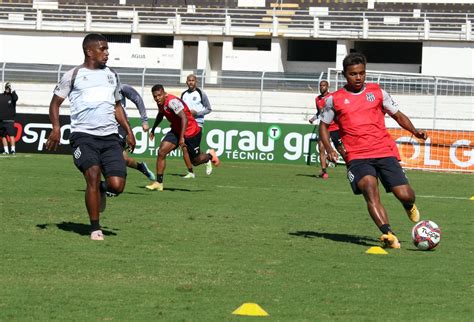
[315, 94, 339, 132]
[321, 83, 400, 162]
[159, 94, 200, 138]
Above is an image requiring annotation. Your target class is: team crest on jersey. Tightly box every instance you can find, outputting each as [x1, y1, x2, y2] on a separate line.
[74, 147, 82, 159]
[366, 92, 375, 102]
[107, 74, 115, 85]
[344, 98, 350, 104]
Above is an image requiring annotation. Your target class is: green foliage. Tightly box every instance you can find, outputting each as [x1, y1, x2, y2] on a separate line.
[0, 154, 472, 321]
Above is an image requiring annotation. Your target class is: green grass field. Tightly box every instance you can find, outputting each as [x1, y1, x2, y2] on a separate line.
[0, 153, 472, 321]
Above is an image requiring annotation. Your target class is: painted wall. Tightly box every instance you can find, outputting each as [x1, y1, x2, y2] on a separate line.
[422, 41, 474, 78]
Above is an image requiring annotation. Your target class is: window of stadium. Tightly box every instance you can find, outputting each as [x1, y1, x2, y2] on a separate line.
[141, 35, 174, 48]
[287, 40, 336, 62]
[354, 41, 422, 64]
[103, 34, 132, 43]
[233, 38, 271, 51]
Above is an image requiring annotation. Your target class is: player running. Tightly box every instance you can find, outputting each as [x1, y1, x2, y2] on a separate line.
[145, 84, 220, 191]
[319, 52, 427, 249]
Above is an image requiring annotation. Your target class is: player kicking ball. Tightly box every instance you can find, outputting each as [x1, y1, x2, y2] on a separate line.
[145, 84, 220, 191]
[319, 52, 427, 249]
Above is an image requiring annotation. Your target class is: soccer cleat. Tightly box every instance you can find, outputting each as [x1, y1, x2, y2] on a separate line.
[183, 172, 195, 179]
[208, 149, 220, 167]
[405, 204, 420, 223]
[10, 151, 16, 155]
[205, 160, 213, 176]
[380, 232, 401, 249]
[90, 230, 104, 241]
[317, 172, 329, 179]
[141, 162, 156, 181]
[146, 181, 163, 191]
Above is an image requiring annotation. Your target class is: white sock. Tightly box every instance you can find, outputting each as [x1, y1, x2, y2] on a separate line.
[3, 146, 8, 153]
[10, 146, 15, 152]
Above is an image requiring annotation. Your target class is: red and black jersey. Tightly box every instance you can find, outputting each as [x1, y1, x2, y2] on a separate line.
[159, 94, 200, 138]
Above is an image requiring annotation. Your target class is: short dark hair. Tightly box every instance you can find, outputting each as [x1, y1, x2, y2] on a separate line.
[319, 80, 329, 86]
[82, 33, 107, 54]
[151, 84, 165, 92]
[342, 52, 367, 73]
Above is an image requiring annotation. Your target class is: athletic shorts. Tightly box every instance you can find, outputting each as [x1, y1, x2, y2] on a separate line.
[0, 120, 16, 137]
[162, 129, 203, 159]
[69, 132, 126, 178]
[346, 157, 408, 195]
[117, 125, 128, 149]
[329, 130, 343, 149]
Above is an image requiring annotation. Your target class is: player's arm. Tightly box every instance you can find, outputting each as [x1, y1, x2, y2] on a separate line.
[45, 94, 65, 151]
[391, 111, 427, 140]
[176, 110, 188, 149]
[318, 96, 339, 162]
[382, 89, 427, 140]
[125, 85, 149, 131]
[200, 91, 212, 116]
[115, 102, 136, 152]
[150, 112, 164, 140]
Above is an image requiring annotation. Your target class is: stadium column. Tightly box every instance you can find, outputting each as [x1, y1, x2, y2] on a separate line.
[197, 37, 210, 79]
[335, 40, 354, 70]
[174, 37, 184, 70]
[271, 38, 285, 72]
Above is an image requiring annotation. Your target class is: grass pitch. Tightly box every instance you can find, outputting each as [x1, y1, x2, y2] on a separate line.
[0, 153, 472, 321]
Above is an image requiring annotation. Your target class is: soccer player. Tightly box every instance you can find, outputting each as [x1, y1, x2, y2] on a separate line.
[119, 84, 155, 181]
[309, 80, 346, 178]
[180, 74, 213, 178]
[45, 33, 136, 241]
[145, 84, 220, 191]
[319, 52, 427, 249]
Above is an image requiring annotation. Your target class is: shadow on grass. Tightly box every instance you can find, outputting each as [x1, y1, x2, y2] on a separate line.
[295, 173, 318, 178]
[76, 189, 146, 196]
[289, 230, 379, 246]
[36, 221, 118, 237]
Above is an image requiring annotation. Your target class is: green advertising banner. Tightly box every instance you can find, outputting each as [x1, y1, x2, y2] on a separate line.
[130, 119, 325, 165]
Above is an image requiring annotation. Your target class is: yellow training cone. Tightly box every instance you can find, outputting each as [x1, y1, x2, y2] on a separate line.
[232, 303, 269, 316]
[470, 196, 474, 200]
[365, 246, 388, 255]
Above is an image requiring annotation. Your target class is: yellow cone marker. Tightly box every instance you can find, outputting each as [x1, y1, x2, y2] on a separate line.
[470, 196, 474, 200]
[365, 246, 388, 255]
[232, 303, 269, 316]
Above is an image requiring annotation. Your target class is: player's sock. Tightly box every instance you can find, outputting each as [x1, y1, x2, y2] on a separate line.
[100, 181, 107, 192]
[207, 153, 213, 162]
[90, 219, 101, 231]
[136, 162, 146, 173]
[379, 224, 393, 234]
[157, 174, 163, 183]
[3, 146, 9, 154]
[187, 167, 193, 173]
[402, 202, 414, 210]
[10, 146, 15, 153]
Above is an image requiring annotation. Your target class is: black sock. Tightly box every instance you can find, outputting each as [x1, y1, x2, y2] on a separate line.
[207, 153, 213, 161]
[100, 181, 107, 192]
[322, 168, 327, 173]
[402, 203, 414, 210]
[187, 168, 193, 173]
[136, 162, 145, 173]
[157, 174, 163, 183]
[90, 220, 101, 231]
[379, 224, 393, 235]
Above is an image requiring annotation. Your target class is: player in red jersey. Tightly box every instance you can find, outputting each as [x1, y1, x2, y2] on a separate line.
[319, 53, 427, 249]
[145, 84, 220, 191]
[309, 80, 346, 179]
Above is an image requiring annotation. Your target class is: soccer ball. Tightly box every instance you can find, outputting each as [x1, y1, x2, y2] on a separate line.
[411, 220, 441, 250]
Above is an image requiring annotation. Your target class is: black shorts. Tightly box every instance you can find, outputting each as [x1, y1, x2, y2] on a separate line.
[162, 129, 203, 159]
[117, 126, 128, 149]
[329, 130, 343, 149]
[69, 132, 126, 178]
[346, 157, 408, 195]
[0, 120, 16, 137]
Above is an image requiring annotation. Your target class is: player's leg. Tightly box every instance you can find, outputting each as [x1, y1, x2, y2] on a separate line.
[1, 135, 8, 154]
[185, 130, 220, 167]
[348, 159, 400, 248]
[182, 147, 195, 178]
[377, 157, 420, 223]
[330, 130, 346, 162]
[6, 122, 16, 154]
[123, 151, 155, 181]
[317, 141, 328, 178]
[146, 132, 177, 191]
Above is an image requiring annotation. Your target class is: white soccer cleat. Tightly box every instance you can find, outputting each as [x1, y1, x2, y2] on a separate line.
[205, 160, 213, 176]
[183, 172, 195, 179]
[90, 230, 104, 241]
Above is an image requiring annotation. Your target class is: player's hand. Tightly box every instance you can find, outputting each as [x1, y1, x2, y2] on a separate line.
[142, 123, 149, 132]
[327, 150, 339, 163]
[414, 130, 427, 140]
[309, 118, 314, 124]
[45, 128, 60, 151]
[126, 134, 136, 153]
[178, 140, 186, 150]
[149, 132, 155, 140]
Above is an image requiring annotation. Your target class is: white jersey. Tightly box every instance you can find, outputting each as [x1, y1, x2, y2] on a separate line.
[54, 66, 121, 136]
[181, 88, 211, 127]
